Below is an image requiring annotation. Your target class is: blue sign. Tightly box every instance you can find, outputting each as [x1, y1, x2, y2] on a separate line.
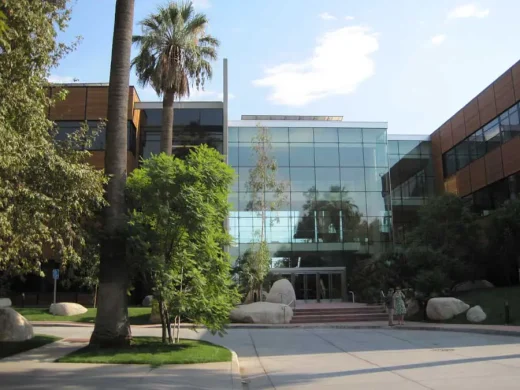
[52, 269, 60, 280]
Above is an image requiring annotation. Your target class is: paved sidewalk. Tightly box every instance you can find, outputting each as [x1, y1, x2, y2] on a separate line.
[31, 319, 520, 336]
[0, 336, 241, 389]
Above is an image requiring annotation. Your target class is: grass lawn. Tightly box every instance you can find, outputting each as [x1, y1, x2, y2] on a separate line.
[58, 337, 231, 367]
[410, 285, 520, 326]
[0, 335, 61, 360]
[16, 307, 152, 325]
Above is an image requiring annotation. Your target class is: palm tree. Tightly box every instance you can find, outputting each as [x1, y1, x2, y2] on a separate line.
[132, 1, 219, 155]
[90, 0, 135, 347]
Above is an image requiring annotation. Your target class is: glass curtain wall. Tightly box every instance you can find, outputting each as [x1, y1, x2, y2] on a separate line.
[388, 139, 435, 245]
[228, 124, 392, 271]
[140, 108, 224, 159]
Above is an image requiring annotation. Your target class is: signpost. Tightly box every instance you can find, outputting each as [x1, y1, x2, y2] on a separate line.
[52, 269, 59, 304]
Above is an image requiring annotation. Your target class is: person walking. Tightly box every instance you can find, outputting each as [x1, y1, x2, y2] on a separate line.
[385, 288, 395, 326]
[393, 287, 407, 325]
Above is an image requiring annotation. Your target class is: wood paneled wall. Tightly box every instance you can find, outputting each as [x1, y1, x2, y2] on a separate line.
[48, 85, 141, 173]
[432, 60, 520, 195]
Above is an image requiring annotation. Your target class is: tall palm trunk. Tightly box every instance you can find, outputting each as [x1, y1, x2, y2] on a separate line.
[90, 0, 135, 347]
[160, 90, 174, 155]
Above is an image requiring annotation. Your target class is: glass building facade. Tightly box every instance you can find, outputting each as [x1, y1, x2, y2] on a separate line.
[139, 106, 224, 159]
[227, 120, 393, 299]
[387, 136, 436, 245]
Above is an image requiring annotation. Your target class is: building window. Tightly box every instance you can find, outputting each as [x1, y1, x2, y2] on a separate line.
[442, 101, 520, 178]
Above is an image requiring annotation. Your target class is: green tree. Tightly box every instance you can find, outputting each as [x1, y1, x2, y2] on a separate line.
[234, 125, 288, 301]
[484, 199, 520, 286]
[407, 193, 482, 283]
[0, 1, 106, 276]
[293, 186, 362, 244]
[127, 147, 240, 344]
[132, 1, 219, 155]
[90, 0, 135, 347]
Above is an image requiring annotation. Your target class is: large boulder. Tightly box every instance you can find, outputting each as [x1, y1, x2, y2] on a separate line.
[405, 298, 420, 318]
[466, 305, 487, 323]
[142, 295, 153, 307]
[0, 308, 34, 341]
[426, 297, 470, 321]
[266, 279, 296, 306]
[0, 298, 12, 308]
[453, 280, 494, 292]
[49, 302, 88, 316]
[230, 302, 293, 324]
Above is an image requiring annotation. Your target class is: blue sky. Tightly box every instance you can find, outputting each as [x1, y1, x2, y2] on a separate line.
[52, 0, 520, 135]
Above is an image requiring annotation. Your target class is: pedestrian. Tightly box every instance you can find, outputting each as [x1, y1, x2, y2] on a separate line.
[385, 288, 394, 326]
[393, 287, 407, 325]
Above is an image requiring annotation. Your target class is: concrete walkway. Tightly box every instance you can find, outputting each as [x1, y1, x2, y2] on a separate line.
[0, 331, 241, 389]
[4, 324, 520, 389]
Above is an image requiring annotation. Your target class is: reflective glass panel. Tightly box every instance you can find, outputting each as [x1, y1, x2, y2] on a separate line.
[363, 143, 388, 167]
[271, 143, 290, 166]
[314, 127, 338, 142]
[290, 143, 315, 166]
[366, 192, 390, 217]
[289, 127, 314, 142]
[340, 168, 366, 191]
[339, 143, 364, 167]
[398, 140, 421, 156]
[388, 141, 399, 155]
[228, 127, 238, 143]
[343, 191, 367, 216]
[338, 128, 362, 143]
[267, 127, 289, 143]
[290, 167, 316, 192]
[238, 127, 258, 142]
[228, 143, 239, 166]
[365, 168, 388, 192]
[315, 168, 341, 191]
[314, 143, 339, 166]
[238, 143, 256, 166]
[362, 128, 387, 143]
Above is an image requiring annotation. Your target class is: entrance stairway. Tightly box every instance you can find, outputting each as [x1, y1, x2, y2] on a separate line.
[290, 304, 387, 324]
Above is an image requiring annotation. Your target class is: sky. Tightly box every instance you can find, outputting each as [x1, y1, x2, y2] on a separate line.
[51, 0, 520, 135]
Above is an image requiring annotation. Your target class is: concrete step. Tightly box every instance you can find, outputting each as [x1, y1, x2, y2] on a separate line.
[291, 313, 388, 323]
[293, 307, 385, 316]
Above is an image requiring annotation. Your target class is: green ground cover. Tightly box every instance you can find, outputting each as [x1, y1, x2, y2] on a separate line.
[58, 337, 231, 367]
[16, 307, 152, 325]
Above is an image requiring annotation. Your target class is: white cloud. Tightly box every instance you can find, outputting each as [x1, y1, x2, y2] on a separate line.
[48, 75, 75, 83]
[191, 0, 211, 9]
[345, 16, 355, 21]
[447, 4, 489, 19]
[319, 12, 336, 21]
[253, 26, 379, 106]
[431, 34, 447, 45]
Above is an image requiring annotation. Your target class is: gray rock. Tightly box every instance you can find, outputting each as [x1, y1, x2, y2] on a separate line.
[0, 308, 33, 342]
[453, 280, 494, 292]
[49, 302, 88, 316]
[142, 295, 153, 307]
[266, 279, 296, 306]
[466, 305, 487, 323]
[0, 298, 12, 308]
[230, 302, 293, 324]
[426, 297, 470, 321]
[405, 298, 420, 317]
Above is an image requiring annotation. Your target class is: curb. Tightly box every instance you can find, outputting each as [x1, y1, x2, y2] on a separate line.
[230, 350, 243, 390]
[31, 321, 520, 338]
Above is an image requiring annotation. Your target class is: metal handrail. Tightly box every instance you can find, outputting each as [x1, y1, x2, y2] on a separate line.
[348, 291, 355, 303]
